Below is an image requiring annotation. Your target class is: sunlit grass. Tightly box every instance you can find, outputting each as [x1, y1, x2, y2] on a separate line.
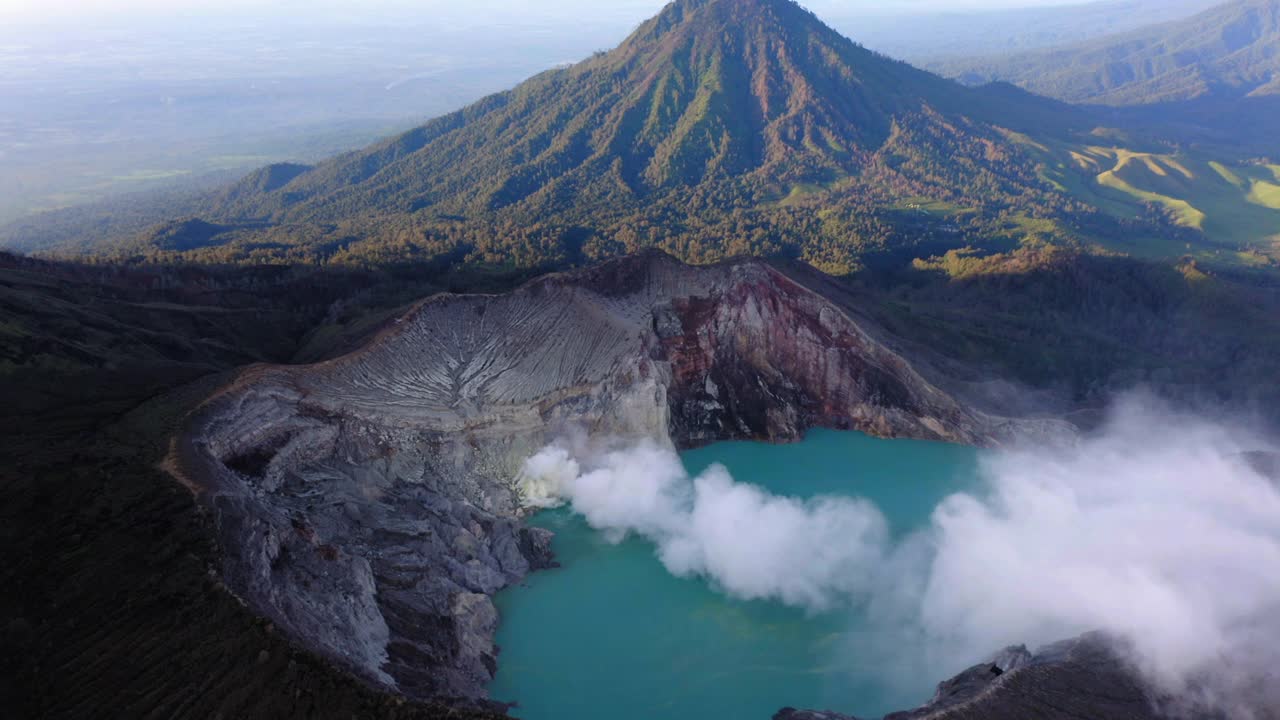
[1246, 179, 1280, 210]
[1024, 138, 1280, 264]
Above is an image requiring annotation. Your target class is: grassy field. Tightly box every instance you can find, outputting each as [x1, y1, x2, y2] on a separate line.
[1027, 140, 1280, 263]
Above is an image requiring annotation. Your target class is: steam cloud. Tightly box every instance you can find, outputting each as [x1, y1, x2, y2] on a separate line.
[518, 397, 1280, 715]
[521, 440, 888, 609]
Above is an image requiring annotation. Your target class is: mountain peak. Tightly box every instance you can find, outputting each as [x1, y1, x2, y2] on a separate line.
[667, 0, 813, 18]
[197, 0, 1080, 270]
[659, 0, 803, 17]
[633, 0, 834, 47]
[583, 0, 951, 188]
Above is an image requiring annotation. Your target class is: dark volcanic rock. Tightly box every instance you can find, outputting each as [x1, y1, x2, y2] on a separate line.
[171, 252, 1068, 703]
[781, 633, 1164, 720]
[776, 709, 865, 720]
[884, 644, 1034, 719]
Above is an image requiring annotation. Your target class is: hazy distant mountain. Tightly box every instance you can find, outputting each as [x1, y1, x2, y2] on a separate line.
[939, 0, 1280, 105]
[844, 0, 1218, 62]
[156, 0, 1093, 271]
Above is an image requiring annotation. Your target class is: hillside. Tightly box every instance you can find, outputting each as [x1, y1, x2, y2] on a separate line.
[992, 133, 1280, 263]
[31, 0, 1124, 275]
[7, 0, 1275, 272]
[5, 246, 1280, 716]
[0, 251, 555, 720]
[928, 0, 1280, 250]
[847, 0, 1218, 62]
[939, 0, 1280, 105]
[210, 0, 1076, 222]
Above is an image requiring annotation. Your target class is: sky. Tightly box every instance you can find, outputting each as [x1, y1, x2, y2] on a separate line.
[0, 0, 1106, 24]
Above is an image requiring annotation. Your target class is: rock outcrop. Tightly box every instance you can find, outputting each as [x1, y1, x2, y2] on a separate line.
[170, 251, 1066, 704]
[777, 633, 1161, 720]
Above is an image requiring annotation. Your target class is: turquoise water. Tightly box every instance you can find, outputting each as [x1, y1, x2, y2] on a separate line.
[490, 429, 981, 720]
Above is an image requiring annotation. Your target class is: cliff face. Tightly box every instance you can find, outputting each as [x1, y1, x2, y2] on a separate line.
[171, 252, 1066, 704]
[661, 267, 985, 445]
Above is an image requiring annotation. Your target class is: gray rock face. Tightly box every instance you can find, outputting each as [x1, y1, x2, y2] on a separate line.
[171, 252, 1067, 703]
[778, 633, 1161, 720]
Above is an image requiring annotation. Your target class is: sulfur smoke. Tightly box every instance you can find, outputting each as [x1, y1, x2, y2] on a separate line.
[518, 397, 1280, 716]
[521, 440, 888, 610]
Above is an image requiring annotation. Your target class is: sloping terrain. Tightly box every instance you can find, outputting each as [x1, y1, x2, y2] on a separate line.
[12, 0, 1100, 273]
[849, 0, 1218, 61]
[174, 252, 1067, 705]
[0, 253, 535, 720]
[5, 249, 1280, 717]
[1005, 138, 1280, 261]
[940, 0, 1280, 105]
[778, 634, 1170, 720]
[168, 250, 1280, 716]
[207, 0, 1073, 225]
[7, 0, 1277, 269]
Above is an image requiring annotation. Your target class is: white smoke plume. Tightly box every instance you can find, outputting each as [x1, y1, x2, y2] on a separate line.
[517, 397, 1280, 716]
[915, 399, 1280, 717]
[519, 440, 888, 610]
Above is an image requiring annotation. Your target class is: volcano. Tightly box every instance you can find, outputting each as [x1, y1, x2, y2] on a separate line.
[194, 0, 1080, 268]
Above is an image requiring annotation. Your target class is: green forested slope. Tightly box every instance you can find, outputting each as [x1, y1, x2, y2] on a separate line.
[6, 0, 1277, 273]
[53, 0, 1121, 274]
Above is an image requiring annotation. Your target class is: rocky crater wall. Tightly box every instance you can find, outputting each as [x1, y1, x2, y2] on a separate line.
[170, 252, 1066, 705]
[777, 633, 1163, 720]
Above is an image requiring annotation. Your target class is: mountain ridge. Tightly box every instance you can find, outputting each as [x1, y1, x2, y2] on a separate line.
[217, 0, 1069, 220]
[938, 0, 1280, 106]
[117, 0, 1100, 272]
[6, 0, 1276, 270]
